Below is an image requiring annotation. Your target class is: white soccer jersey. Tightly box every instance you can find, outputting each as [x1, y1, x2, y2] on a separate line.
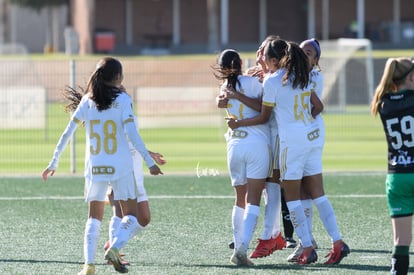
[262, 70, 281, 169]
[266, 68, 322, 146]
[224, 75, 270, 144]
[47, 91, 155, 182]
[309, 68, 325, 143]
[74, 93, 130, 181]
[224, 75, 271, 185]
[309, 69, 323, 98]
[74, 92, 155, 181]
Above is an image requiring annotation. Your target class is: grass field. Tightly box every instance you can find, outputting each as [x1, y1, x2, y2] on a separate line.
[0, 173, 411, 275]
[0, 103, 386, 175]
[0, 49, 411, 274]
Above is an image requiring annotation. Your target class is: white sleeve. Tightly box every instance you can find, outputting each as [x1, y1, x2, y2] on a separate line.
[47, 119, 79, 170]
[124, 121, 156, 168]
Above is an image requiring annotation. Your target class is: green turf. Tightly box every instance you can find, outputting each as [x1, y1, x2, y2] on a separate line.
[0, 174, 411, 274]
[0, 103, 386, 175]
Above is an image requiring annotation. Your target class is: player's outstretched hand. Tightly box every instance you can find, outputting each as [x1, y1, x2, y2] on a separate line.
[42, 168, 55, 181]
[149, 165, 163, 175]
[150, 152, 167, 165]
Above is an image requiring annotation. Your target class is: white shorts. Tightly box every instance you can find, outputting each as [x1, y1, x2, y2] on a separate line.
[85, 172, 138, 202]
[227, 140, 271, 186]
[104, 150, 148, 203]
[279, 144, 323, 181]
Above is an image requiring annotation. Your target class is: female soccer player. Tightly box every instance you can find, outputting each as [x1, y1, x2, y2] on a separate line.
[287, 38, 324, 262]
[42, 57, 163, 275]
[371, 57, 414, 275]
[217, 36, 288, 259]
[104, 122, 166, 265]
[213, 49, 272, 266]
[228, 39, 349, 265]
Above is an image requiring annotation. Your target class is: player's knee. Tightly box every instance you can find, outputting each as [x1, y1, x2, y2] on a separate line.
[138, 214, 150, 227]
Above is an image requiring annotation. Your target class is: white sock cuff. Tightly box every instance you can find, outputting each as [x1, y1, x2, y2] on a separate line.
[302, 198, 312, 204]
[246, 204, 261, 216]
[122, 214, 138, 224]
[266, 182, 280, 191]
[286, 200, 301, 210]
[87, 217, 101, 227]
[111, 215, 122, 223]
[233, 205, 244, 212]
[313, 195, 327, 206]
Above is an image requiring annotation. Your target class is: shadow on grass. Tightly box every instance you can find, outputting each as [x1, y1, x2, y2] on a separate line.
[0, 259, 110, 266]
[351, 248, 414, 256]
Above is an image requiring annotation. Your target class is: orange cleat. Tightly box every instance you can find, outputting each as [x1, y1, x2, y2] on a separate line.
[297, 247, 318, 265]
[324, 240, 350, 265]
[250, 232, 286, 258]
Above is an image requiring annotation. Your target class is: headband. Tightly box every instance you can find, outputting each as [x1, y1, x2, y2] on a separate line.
[301, 38, 321, 58]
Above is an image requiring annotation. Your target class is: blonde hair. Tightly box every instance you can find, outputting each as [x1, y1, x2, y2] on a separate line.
[371, 57, 414, 115]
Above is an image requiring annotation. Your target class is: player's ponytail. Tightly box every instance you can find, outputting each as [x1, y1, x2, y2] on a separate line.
[213, 49, 242, 90]
[280, 41, 309, 89]
[87, 57, 123, 111]
[371, 57, 414, 115]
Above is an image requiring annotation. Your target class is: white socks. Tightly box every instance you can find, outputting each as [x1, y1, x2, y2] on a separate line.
[232, 205, 245, 250]
[132, 221, 145, 237]
[109, 215, 122, 243]
[111, 215, 139, 250]
[313, 195, 341, 242]
[241, 204, 260, 250]
[84, 218, 101, 264]
[301, 199, 314, 240]
[261, 182, 281, 240]
[286, 200, 312, 247]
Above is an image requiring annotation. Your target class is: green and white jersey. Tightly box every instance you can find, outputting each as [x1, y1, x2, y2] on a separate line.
[379, 89, 414, 173]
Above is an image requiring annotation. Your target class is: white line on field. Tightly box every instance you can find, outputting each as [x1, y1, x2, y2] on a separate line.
[0, 194, 385, 201]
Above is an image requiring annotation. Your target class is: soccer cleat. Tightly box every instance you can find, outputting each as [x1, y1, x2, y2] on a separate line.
[250, 233, 286, 258]
[287, 242, 303, 262]
[230, 252, 239, 265]
[78, 264, 95, 275]
[273, 233, 287, 251]
[285, 237, 297, 248]
[106, 255, 130, 266]
[230, 251, 254, 266]
[287, 239, 318, 262]
[324, 240, 350, 265]
[297, 247, 318, 265]
[104, 240, 129, 266]
[104, 247, 129, 273]
[230, 244, 254, 266]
